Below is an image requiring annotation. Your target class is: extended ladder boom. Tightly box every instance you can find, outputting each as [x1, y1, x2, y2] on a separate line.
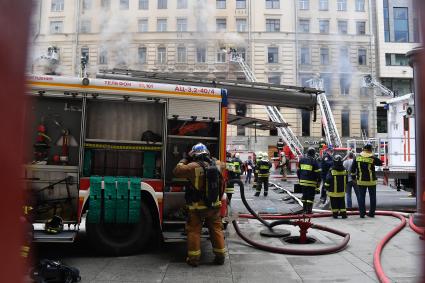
[308, 78, 342, 148]
[230, 51, 303, 156]
[363, 75, 394, 97]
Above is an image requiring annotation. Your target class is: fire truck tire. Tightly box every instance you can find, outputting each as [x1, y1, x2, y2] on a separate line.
[86, 202, 153, 256]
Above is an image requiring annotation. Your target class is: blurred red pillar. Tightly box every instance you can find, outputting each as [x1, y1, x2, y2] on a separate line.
[0, 1, 32, 282]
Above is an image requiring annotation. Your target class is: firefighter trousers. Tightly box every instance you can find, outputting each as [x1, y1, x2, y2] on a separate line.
[358, 185, 376, 217]
[301, 186, 315, 214]
[186, 208, 225, 265]
[330, 196, 347, 217]
[255, 177, 269, 195]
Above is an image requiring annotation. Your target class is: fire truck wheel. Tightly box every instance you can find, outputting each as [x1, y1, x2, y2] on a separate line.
[86, 202, 153, 256]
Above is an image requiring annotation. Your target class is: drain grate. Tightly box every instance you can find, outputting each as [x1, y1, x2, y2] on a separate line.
[282, 236, 317, 244]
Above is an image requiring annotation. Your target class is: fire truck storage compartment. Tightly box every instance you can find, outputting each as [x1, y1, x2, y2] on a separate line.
[84, 99, 164, 178]
[26, 96, 83, 166]
[165, 119, 220, 182]
[24, 96, 82, 223]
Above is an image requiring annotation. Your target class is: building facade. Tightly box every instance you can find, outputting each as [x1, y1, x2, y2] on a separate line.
[30, 0, 386, 152]
[372, 0, 420, 138]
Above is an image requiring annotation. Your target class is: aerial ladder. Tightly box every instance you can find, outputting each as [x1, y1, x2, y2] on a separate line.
[229, 50, 304, 156]
[307, 78, 342, 148]
[362, 74, 395, 97]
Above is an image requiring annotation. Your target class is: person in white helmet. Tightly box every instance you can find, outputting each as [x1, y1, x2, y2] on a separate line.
[254, 152, 272, 197]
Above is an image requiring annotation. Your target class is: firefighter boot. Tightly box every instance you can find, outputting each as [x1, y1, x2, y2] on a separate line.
[332, 212, 338, 219]
[341, 211, 348, 219]
[302, 202, 308, 214]
[306, 203, 313, 214]
[254, 191, 260, 197]
[264, 190, 268, 197]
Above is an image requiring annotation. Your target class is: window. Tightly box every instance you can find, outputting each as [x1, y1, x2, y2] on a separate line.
[360, 111, 369, 137]
[301, 110, 311, 136]
[177, 18, 187, 32]
[196, 47, 206, 63]
[355, 0, 365, 11]
[382, 78, 413, 96]
[101, 0, 110, 9]
[266, 0, 280, 9]
[80, 20, 91, 33]
[341, 110, 350, 136]
[83, 0, 91, 10]
[236, 19, 247, 32]
[158, 0, 167, 9]
[99, 49, 108, 64]
[138, 47, 147, 64]
[319, 0, 328, 11]
[358, 49, 367, 65]
[299, 0, 309, 10]
[49, 21, 63, 34]
[268, 47, 278, 63]
[321, 73, 332, 95]
[236, 104, 247, 136]
[51, 0, 64, 11]
[216, 19, 226, 32]
[320, 48, 329, 65]
[340, 74, 351, 95]
[338, 21, 348, 34]
[81, 47, 89, 62]
[319, 20, 329, 33]
[139, 0, 148, 9]
[138, 19, 148, 32]
[377, 107, 388, 133]
[394, 7, 409, 42]
[385, 53, 409, 66]
[236, 0, 246, 9]
[157, 47, 166, 64]
[177, 46, 186, 63]
[383, 0, 390, 42]
[157, 19, 167, 32]
[356, 21, 366, 35]
[266, 19, 280, 32]
[120, 0, 129, 9]
[300, 47, 310, 65]
[217, 49, 226, 63]
[177, 0, 187, 9]
[216, 0, 226, 9]
[339, 47, 349, 68]
[299, 20, 310, 33]
[268, 76, 280, 85]
[337, 0, 347, 11]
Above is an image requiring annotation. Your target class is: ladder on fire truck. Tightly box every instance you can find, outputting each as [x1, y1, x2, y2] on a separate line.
[362, 75, 395, 97]
[229, 51, 304, 156]
[307, 78, 342, 148]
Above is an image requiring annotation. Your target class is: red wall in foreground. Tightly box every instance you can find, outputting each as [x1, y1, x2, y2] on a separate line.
[0, 1, 32, 282]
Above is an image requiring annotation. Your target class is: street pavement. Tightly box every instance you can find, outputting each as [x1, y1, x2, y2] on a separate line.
[35, 177, 423, 283]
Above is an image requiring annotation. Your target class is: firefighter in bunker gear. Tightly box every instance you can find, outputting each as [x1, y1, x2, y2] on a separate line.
[324, 155, 348, 219]
[173, 143, 226, 267]
[254, 153, 272, 197]
[225, 152, 235, 205]
[320, 147, 334, 203]
[351, 143, 382, 218]
[232, 153, 243, 178]
[252, 152, 263, 190]
[297, 147, 321, 214]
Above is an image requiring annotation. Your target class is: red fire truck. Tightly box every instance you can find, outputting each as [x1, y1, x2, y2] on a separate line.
[24, 73, 317, 255]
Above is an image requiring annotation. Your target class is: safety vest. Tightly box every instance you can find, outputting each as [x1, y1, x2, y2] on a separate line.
[298, 156, 321, 188]
[233, 158, 242, 174]
[352, 153, 382, 186]
[324, 169, 347, 197]
[257, 160, 271, 178]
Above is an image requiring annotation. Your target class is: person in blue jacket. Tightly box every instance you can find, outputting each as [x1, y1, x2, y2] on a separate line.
[320, 146, 334, 204]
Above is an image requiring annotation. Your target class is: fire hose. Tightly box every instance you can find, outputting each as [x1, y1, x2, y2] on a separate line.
[408, 214, 424, 236]
[229, 179, 409, 283]
[229, 179, 350, 255]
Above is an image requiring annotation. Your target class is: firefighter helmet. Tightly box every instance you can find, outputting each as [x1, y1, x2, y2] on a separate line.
[333, 155, 343, 167]
[307, 147, 316, 157]
[189, 143, 210, 157]
[44, 215, 64, 234]
[363, 143, 373, 152]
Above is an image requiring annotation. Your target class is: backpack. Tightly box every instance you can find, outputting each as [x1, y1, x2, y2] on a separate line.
[196, 159, 224, 208]
[32, 259, 81, 283]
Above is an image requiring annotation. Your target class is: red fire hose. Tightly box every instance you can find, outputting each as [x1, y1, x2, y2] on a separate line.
[231, 179, 409, 283]
[408, 215, 425, 236]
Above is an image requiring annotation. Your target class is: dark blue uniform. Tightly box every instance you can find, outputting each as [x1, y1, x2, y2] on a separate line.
[297, 156, 321, 213]
[320, 152, 333, 202]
